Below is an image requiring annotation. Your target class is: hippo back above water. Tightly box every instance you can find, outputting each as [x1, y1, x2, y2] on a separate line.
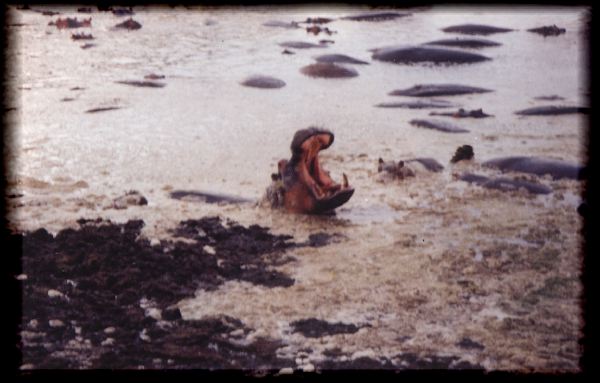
[483, 156, 585, 180]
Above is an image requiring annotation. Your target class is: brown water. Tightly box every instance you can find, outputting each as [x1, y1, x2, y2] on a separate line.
[7, 5, 587, 371]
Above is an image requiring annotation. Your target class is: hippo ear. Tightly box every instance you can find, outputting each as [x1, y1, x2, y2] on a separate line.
[378, 158, 384, 164]
[398, 161, 404, 168]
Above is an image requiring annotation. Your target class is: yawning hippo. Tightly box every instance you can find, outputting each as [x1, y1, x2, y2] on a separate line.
[268, 127, 354, 214]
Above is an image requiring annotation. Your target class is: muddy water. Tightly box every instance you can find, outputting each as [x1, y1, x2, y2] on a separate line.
[7, 5, 587, 371]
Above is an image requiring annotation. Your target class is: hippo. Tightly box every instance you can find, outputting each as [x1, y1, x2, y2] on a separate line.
[112, 7, 134, 16]
[77, 7, 93, 13]
[315, 54, 369, 65]
[300, 63, 358, 78]
[71, 32, 93, 40]
[423, 38, 502, 49]
[303, 17, 334, 24]
[378, 157, 444, 180]
[430, 108, 492, 118]
[116, 80, 165, 88]
[527, 25, 566, 36]
[279, 41, 328, 49]
[268, 127, 354, 214]
[409, 119, 470, 133]
[482, 156, 585, 180]
[389, 84, 492, 97]
[241, 75, 286, 89]
[371, 46, 490, 65]
[306, 25, 336, 36]
[262, 20, 300, 29]
[514, 105, 589, 116]
[450, 145, 474, 163]
[375, 100, 456, 109]
[114, 18, 142, 30]
[50, 17, 91, 29]
[534, 95, 565, 101]
[458, 173, 552, 195]
[441, 24, 514, 35]
[342, 12, 411, 22]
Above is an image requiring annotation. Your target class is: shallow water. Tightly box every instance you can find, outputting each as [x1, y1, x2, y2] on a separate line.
[8, 5, 587, 371]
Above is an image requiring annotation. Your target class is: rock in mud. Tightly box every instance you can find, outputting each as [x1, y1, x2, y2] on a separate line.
[458, 172, 552, 195]
[423, 38, 502, 49]
[314, 54, 369, 65]
[409, 119, 470, 133]
[342, 12, 411, 22]
[279, 41, 328, 49]
[371, 46, 490, 65]
[442, 24, 514, 35]
[450, 145, 474, 163]
[18, 217, 299, 368]
[514, 105, 589, 116]
[114, 18, 142, 30]
[375, 100, 456, 109]
[300, 63, 358, 78]
[115, 80, 165, 88]
[112, 190, 148, 209]
[482, 156, 585, 180]
[240, 75, 286, 89]
[262, 20, 300, 29]
[430, 108, 492, 118]
[528, 25, 566, 36]
[389, 84, 492, 97]
[290, 318, 362, 338]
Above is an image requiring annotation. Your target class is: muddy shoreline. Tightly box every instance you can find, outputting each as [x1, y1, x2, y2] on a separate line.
[14, 217, 484, 371]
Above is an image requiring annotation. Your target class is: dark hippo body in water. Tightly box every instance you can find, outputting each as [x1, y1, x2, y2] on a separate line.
[300, 63, 358, 78]
[114, 18, 142, 30]
[262, 20, 300, 29]
[314, 54, 369, 65]
[241, 75, 286, 89]
[279, 41, 327, 49]
[528, 25, 566, 36]
[442, 24, 514, 35]
[459, 173, 552, 195]
[371, 46, 490, 65]
[514, 105, 589, 116]
[423, 38, 502, 49]
[170, 190, 253, 204]
[407, 158, 445, 172]
[483, 156, 585, 180]
[342, 12, 411, 22]
[389, 84, 492, 97]
[430, 108, 492, 118]
[375, 100, 456, 109]
[450, 145, 475, 163]
[378, 157, 444, 180]
[409, 119, 469, 133]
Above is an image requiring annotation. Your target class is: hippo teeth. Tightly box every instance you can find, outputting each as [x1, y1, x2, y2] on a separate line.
[343, 173, 349, 188]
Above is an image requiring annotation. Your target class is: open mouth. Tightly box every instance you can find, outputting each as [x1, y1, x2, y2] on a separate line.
[280, 128, 354, 213]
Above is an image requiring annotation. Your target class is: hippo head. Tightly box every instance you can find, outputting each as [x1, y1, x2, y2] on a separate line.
[276, 127, 354, 214]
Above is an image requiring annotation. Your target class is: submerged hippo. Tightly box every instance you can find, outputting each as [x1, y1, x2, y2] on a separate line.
[378, 157, 444, 180]
[300, 63, 358, 78]
[514, 105, 589, 116]
[430, 108, 492, 118]
[441, 24, 514, 35]
[268, 128, 354, 214]
[409, 119, 470, 133]
[342, 12, 411, 22]
[483, 156, 585, 180]
[50, 17, 91, 29]
[423, 38, 502, 49]
[458, 173, 552, 195]
[314, 54, 370, 65]
[241, 75, 286, 89]
[114, 18, 142, 30]
[450, 145, 475, 163]
[389, 84, 493, 97]
[279, 41, 328, 49]
[371, 46, 490, 65]
[527, 25, 566, 36]
[262, 20, 300, 29]
[375, 100, 456, 109]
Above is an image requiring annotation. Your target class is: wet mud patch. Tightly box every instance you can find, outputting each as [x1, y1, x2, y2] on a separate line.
[17, 217, 300, 368]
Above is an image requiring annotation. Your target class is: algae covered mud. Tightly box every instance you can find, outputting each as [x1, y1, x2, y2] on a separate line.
[7, 5, 587, 372]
